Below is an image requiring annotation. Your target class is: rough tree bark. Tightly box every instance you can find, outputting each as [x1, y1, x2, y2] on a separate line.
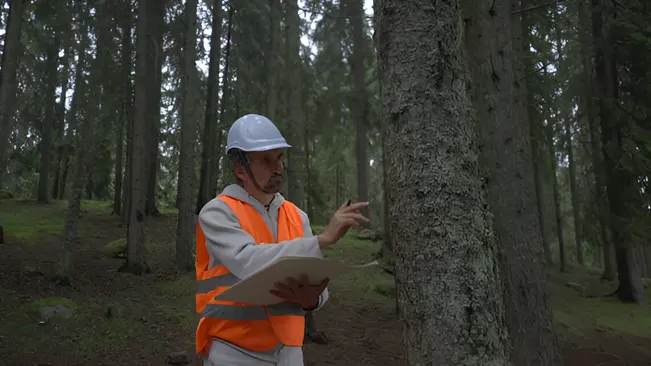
[377, 1, 511, 364]
[462, 0, 562, 364]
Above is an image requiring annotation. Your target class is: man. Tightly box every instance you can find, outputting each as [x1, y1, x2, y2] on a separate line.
[196, 114, 369, 365]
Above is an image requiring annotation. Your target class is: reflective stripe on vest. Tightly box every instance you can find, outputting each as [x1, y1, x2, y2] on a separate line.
[195, 195, 306, 355]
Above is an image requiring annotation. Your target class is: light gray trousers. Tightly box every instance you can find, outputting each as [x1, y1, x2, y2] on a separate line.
[203, 340, 304, 366]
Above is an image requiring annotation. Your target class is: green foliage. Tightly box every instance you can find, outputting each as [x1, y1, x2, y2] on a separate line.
[0, 199, 110, 241]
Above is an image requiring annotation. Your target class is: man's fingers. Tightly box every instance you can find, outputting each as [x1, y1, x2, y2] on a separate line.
[274, 281, 291, 292]
[340, 218, 360, 228]
[298, 273, 310, 285]
[285, 276, 302, 289]
[269, 289, 291, 301]
[343, 201, 369, 212]
[338, 201, 368, 213]
[340, 212, 370, 223]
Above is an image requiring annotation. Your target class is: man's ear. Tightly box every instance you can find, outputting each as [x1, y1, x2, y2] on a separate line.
[232, 163, 248, 182]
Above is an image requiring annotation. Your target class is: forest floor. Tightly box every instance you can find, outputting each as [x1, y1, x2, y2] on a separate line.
[1, 199, 650, 366]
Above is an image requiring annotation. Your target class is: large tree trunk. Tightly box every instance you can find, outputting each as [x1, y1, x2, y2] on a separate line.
[591, 0, 644, 303]
[123, 0, 159, 275]
[377, 1, 511, 364]
[0, 0, 29, 186]
[176, 0, 198, 271]
[462, 0, 561, 364]
[196, 0, 223, 213]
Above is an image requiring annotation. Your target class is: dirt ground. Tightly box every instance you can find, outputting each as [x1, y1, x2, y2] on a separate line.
[0, 204, 650, 365]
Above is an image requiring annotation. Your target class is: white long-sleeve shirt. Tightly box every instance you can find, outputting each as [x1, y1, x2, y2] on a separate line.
[198, 184, 329, 363]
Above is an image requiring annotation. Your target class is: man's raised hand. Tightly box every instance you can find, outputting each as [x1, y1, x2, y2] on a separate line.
[317, 201, 369, 249]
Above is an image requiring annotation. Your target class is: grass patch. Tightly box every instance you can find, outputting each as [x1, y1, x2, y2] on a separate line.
[587, 297, 651, 338]
[155, 275, 196, 330]
[156, 274, 194, 297]
[553, 309, 585, 336]
[323, 235, 395, 304]
[0, 199, 112, 241]
[27, 296, 80, 312]
[0, 294, 163, 360]
[548, 266, 651, 340]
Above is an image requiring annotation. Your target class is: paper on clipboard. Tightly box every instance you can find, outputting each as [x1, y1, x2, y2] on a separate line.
[213, 256, 379, 305]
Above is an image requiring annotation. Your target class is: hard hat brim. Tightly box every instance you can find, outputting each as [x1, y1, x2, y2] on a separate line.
[226, 142, 292, 154]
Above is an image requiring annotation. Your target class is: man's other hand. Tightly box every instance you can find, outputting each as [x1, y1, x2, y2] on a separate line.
[269, 274, 329, 310]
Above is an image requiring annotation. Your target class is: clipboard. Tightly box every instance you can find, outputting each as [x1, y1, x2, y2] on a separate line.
[213, 256, 379, 305]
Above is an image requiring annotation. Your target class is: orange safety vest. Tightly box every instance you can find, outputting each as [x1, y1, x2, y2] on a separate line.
[195, 195, 306, 355]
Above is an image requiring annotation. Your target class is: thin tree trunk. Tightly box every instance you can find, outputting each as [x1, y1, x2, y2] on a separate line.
[59, 7, 95, 283]
[0, 0, 29, 186]
[59, 6, 89, 200]
[144, 0, 165, 217]
[554, 11, 583, 267]
[176, 0, 198, 271]
[285, 0, 305, 208]
[37, 29, 61, 203]
[114, 3, 132, 215]
[346, 0, 370, 227]
[548, 123, 567, 273]
[197, 0, 223, 213]
[564, 116, 583, 264]
[52, 40, 71, 200]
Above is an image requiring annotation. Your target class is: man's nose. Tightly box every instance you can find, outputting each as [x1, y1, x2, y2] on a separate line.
[274, 160, 284, 173]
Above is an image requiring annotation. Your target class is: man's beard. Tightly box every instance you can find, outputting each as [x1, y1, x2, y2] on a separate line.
[263, 173, 284, 193]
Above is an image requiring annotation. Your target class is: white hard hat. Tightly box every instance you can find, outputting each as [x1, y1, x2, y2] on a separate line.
[225, 114, 291, 154]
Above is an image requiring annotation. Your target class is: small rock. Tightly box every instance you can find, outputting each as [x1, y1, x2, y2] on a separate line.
[305, 331, 329, 345]
[39, 304, 75, 321]
[22, 265, 44, 277]
[167, 351, 189, 365]
[564, 282, 584, 293]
